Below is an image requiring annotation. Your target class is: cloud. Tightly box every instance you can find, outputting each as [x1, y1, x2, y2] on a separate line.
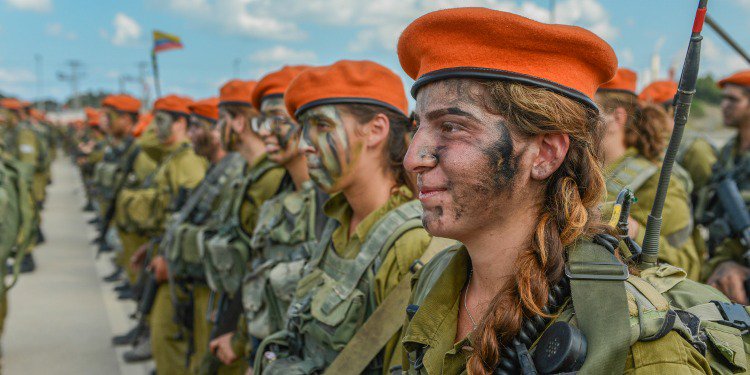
[0, 67, 35, 84]
[250, 45, 317, 64]
[4, 0, 51, 12]
[699, 38, 747, 77]
[109, 13, 142, 46]
[157, 0, 304, 40]
[45, 22, 77, 40]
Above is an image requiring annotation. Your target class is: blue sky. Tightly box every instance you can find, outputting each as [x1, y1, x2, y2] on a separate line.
[1, 0, 749, 105]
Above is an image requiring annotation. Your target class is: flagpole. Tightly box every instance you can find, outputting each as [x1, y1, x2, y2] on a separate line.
[151, 50, 162, 98]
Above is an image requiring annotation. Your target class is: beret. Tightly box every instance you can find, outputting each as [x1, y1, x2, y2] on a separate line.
[0, 98, 23, 110]
[133, 112, 153, 137]
[220, 80, 257, 107]
[85, 107, 101, 127]
[718, 70, 750, 89]
[189, 97, 220, 122]
[153, 94, 193, 116]
[30, 108, 46, 121]
[102, 94, 141, 114]
[599, 68, 637, 94]
[398, 7, 617, 110]
[285, 60, 408, 118]
[639, 80, 678, 104]
[251, 65, 310, 111]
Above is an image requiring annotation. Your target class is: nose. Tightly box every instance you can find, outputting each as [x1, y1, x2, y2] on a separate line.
[297, 134, 315, 155]
[403, 128, 438, 173]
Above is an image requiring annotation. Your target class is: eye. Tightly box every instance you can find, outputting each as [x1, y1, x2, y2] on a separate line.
[440, 121, 461, 133]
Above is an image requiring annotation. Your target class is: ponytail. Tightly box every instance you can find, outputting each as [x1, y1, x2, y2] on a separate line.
[598, 91, 669, 162]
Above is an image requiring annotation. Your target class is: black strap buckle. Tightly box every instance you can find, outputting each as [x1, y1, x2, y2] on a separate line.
[564, 262, 629, 281]
[712, 301, 750, 331]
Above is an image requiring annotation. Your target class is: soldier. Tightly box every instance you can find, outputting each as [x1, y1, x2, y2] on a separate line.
[394, 8, 749, 374]
[78, 107, 107, 214]
[93, 94, 143, 282]
[241, 65, 331, 362]
[596, 68, 701, 280]
[640, 80, 718, 193]
[0, 98, 43, 272]
[198, 79, 285, 374]
[253, 60, 431, 375]
[705, 70, 750, 304]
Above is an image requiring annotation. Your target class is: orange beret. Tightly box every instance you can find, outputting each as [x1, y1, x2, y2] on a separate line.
[220, 80, 257, 107]
[398, 8, 617, 110]
[251, 65, 311, 110]
[102, 94, 141, 114]
[85, 107, 101, 127]
[0, 98, 23, 110]
[285, 60, 408, 118]
[133, 112, 153, 137]
[599, 68, 637, 94]
[153, 94, 193, 116]
[19, 101, 32, 109]
[189, 97, 220, 122]
[30, 108, 46, 121]
[639, 80, 678, 104]
[718, 70, 750, 89]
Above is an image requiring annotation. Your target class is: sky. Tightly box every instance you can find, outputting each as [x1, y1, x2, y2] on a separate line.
[1, 0, 749, 105]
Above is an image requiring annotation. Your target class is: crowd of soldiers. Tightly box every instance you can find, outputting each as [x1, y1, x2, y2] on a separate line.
[3, 6, 750, 375]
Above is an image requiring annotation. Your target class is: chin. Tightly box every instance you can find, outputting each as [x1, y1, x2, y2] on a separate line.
[421, 210, 460, 240]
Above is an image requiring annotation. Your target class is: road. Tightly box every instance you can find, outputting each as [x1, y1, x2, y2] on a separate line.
[3, 158, 151, 375]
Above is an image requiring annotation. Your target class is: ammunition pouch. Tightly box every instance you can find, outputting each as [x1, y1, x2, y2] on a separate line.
[166, 223, 206, 280]
[200, 228, 250, 296]
[115, 187, 166, 235]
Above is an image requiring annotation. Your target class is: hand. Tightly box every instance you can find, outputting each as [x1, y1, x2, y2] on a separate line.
[244, 368, 254, 375]
[209, 332, 238, 365]
[627, 215, 640, 239]
[149, 255, 169, 283]
[707, 261, 750, 304]
[129, 245, 149, 270]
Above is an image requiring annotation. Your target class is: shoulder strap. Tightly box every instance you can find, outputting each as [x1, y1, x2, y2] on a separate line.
[606, 156, 658, 198]
[567, 240, 631, 374]
[142, 143, 189, 188]
[322, 236, 458, 375]
[327, 200, 423, 305]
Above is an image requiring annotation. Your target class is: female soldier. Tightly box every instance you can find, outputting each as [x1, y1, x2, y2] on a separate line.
[397, 8, 713, 374]
[254, 60, 431, 374]
[597, 69, 701, 280]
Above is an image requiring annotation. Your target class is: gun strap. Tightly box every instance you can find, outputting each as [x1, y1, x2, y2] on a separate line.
[322, 236, 457, 375]
[567, 241, 630, 374]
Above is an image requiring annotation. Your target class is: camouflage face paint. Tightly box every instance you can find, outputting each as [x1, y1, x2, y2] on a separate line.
[259, 97, 302, 164]
[154, 111, 174, 143]
[298, 105, 360, 191]
[188, 116, 218, 159]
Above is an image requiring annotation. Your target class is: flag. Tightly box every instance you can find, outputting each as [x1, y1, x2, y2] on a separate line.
[153, 30, 183, 53]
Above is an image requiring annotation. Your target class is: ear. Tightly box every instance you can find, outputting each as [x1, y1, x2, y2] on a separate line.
[365, 113, 390, 150]
[230, 115, 246, 134]
[531, 133, 570, 180]
[613, 107, 628, 129]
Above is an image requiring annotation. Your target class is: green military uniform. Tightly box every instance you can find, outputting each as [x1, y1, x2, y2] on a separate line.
[255, 187, 431, 375]
[198, 153, 285, 374]
[242, 180, 328, 344]
[401, 244, 749, 374]
[129, 141, 206, 375]
[677, 134, 717, 195]
[0, 155, 35, 339]
[605, 148, 701, 280]
[159, 152, 247, 373]
[702, 136, 750, 278]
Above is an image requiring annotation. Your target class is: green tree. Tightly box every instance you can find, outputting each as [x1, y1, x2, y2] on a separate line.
[695, 74, 723, 105]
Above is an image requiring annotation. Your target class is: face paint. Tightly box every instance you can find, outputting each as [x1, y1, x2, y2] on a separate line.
[154, 111, 174, 143]
[298, 105, 361, 191]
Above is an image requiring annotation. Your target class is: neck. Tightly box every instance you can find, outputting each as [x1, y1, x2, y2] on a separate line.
[238, 131, 266, 166]
[212, 148, 227, 164]
[602, 135, 627, 166]
[342, 165, 396, 236]
[738, 122, 750, 153]
[464, 199, 540, 305]
[285, 155, 310, 190]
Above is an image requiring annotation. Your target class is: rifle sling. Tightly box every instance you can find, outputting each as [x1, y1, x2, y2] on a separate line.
[323, 236, 457, 375]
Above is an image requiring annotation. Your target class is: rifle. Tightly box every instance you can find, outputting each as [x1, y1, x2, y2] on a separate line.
[640, 0, 708, 269]
[130, 241, 160, 340]
[95, 140, 141, 257]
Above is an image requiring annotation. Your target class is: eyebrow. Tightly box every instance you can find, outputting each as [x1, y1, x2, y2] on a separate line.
[424, 107, 480, 122]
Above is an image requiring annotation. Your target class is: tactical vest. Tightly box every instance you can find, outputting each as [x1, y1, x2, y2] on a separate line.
[403, 243, 750, 374]
[14, 122, 46, 173]
[164, 153, 247, 280]
[243, 181, 329, 340]
[0, 156, 35, 296]
[114, 144, 189, 235]
[201, 158, 282, 296]
[93, 138, 135, 203]
[259, 200, 423, 375]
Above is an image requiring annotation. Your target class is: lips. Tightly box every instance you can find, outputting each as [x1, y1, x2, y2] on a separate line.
[418, 186, 447, 200]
